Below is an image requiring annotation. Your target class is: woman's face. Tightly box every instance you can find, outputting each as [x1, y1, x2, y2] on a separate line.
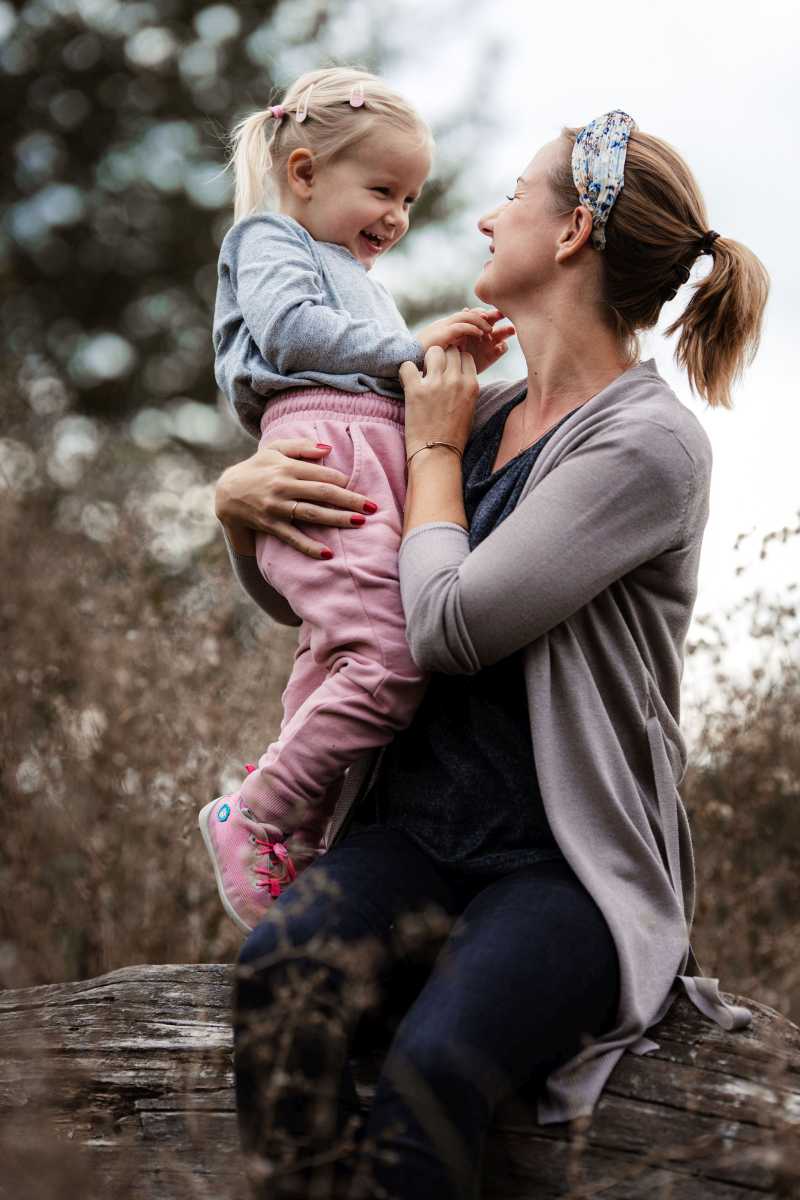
[474, 137, 574, 311]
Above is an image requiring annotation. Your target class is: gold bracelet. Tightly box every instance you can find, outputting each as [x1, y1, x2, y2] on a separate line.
[405, 441, 463, 468]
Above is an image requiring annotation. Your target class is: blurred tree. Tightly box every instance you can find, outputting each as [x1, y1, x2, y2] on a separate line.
[0, 0, 487, 421]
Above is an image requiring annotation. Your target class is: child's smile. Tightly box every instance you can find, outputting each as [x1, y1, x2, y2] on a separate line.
[289, 128, 432, 270]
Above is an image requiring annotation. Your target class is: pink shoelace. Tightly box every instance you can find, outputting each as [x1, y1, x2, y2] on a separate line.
[243, 763, 298, 899]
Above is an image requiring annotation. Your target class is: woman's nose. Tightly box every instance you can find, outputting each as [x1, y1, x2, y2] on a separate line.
[478, 210, 496, 238]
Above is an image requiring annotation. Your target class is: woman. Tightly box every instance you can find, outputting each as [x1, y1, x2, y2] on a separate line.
[214, 113, 768, 1199]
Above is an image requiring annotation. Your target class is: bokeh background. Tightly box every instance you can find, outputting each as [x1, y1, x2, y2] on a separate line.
[2, 0, 798, 1029]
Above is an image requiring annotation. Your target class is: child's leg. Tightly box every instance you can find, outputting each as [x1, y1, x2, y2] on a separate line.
[277, 623, 325, 730]
[200, 409, 426, 932]
[240, 413, 426, 841]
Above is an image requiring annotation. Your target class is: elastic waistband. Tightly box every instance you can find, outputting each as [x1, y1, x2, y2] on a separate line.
[260, 387, 405, 434]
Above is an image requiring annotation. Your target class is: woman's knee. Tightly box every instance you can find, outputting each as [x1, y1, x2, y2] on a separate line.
[238, 911, 282, 973]
[235, 885, 389, 1029]
[386, 1017, 490, 1110]
[237, 860, 366, 970]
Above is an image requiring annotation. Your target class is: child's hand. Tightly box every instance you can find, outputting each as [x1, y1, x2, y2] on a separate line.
[417, 308, 515, 374]
[456, 311, 516, 373]
[417, 308, 495, 354]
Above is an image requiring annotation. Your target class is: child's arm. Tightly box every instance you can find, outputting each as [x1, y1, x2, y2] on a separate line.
[224, 215, 506, 380]
[226, 215, 424, 378]
[417, 309, 515, 373]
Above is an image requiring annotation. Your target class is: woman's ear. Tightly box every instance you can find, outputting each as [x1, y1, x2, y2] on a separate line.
[286, 149, 315, 201]
[555, 205, 594, 262]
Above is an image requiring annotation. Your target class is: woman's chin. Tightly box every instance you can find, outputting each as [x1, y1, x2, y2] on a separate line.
[474, 271, 495, 305]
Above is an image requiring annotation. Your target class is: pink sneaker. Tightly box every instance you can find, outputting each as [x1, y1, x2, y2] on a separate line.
[198, 765, 323, 934]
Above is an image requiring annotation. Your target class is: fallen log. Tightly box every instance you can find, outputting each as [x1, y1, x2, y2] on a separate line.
[1, 963, 798, 1199]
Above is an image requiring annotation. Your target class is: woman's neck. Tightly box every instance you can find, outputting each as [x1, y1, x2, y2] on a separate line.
[510, 304, 634, 441]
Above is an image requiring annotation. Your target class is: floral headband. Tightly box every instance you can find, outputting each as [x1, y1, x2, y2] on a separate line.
[571, 110, 637, 250]
[571, 110, 723, 263]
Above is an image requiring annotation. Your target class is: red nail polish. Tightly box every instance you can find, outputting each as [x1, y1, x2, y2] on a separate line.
[316, 443, 332, 451]
[320, 548, 333, 560]
[350, 514, 366, 526]
[363, 501, 378, 514]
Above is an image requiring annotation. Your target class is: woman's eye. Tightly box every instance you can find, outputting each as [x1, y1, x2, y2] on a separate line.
[505, 194, 517, 202]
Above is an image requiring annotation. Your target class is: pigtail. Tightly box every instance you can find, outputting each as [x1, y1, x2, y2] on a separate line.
[223, 70, 431, 226]
[229, 110, 279, 222]
[665, 238, 770, 409]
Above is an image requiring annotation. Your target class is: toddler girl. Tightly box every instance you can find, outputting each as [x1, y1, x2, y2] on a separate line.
[199, 67, 511, 933]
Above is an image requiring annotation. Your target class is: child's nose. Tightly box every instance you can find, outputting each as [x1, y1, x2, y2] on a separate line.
[386, 206, 407, 233]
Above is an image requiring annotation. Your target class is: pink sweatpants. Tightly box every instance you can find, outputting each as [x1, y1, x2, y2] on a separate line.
[237, 388, 428, 840]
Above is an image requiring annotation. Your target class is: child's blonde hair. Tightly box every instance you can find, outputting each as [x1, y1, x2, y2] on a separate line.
[229, 67, 433, 222]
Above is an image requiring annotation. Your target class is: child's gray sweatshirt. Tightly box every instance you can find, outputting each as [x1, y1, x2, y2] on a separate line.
[212, 212, 425, 440]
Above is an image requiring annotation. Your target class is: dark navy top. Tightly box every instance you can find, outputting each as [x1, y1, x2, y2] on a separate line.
[352, 390, 572, 876]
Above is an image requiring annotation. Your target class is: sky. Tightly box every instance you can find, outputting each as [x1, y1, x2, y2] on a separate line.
[365, 0, 799, 682]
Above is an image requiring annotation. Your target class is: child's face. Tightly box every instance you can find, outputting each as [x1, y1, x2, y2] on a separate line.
[295, 128, 431, 270]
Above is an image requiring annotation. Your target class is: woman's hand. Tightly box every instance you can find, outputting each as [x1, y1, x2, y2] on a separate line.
[400, 345, 480, 462]
[214, 439, 377, 560]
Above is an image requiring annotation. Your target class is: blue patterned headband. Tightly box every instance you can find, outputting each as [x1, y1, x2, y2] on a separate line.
[571, 110, 637, 250]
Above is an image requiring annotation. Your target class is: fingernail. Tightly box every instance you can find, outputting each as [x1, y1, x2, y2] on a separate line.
[316, 443, 332, 451]
[363, 501, 378, 514]
[350, 514, 366, 526]
[320, 548, 334, 560]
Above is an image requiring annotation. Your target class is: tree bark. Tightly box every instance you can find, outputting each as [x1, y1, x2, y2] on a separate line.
[1, 963, 798, 1199]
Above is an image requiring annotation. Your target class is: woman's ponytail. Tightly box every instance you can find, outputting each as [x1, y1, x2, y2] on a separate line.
[665, 237, 770, 410]
[229, 110, 278, 222]
[550, 127, 770, 408]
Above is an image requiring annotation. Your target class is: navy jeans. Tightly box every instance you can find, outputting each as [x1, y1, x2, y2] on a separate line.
[233, 825, 619, 1200]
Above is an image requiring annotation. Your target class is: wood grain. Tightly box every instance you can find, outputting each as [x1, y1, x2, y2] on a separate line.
[1, 964, 798, 1199]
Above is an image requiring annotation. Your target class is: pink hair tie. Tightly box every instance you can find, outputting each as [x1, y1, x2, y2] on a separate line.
[269, 105, 285, 120]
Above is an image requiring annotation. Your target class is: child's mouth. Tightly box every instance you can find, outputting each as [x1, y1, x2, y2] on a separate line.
[360, 231, 386, 254]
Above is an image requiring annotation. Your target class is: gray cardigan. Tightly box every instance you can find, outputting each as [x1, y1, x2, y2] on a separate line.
[222, 358, 752, 1125]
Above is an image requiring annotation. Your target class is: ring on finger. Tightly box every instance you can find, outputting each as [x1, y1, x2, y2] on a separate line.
[290, 499, 299, 523]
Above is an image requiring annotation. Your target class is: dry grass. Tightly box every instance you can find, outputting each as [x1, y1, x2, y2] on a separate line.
[2, 368, 799, 1196]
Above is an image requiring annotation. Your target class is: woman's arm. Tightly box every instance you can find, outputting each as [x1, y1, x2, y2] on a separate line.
[214, 438, 373, 623]
[212, 349, 506, 624]
[214, 437, 379, 560]
[399, 419, 705, 674]
[220, 524, 302, 626]
[399, 345, 478, 535]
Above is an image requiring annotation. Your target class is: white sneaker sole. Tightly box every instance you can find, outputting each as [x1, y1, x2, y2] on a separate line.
[198, 799, 253, 936]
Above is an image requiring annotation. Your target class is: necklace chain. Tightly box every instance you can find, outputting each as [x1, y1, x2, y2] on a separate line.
[514, 362, 642, 456]
[515, 404, 563, 456]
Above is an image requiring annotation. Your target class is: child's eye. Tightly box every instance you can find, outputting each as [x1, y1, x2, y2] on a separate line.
[372, 187, 390, 196]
